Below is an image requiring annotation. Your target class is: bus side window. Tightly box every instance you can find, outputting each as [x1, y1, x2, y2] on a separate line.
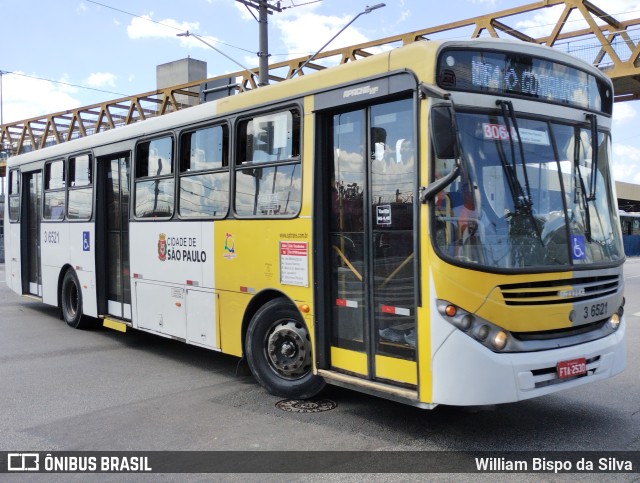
[134, 136, 175, 218]
[179, 124, 229, 218]
[44, 160, 66, 221]
[8, 169, 20, 221]
[235, 109, 302, 217]
[67, 154, 93, 220]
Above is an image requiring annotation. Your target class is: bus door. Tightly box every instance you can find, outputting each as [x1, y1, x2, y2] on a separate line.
[97, 154, 131, 320]
[317, 96, 418, 388]
[21, 171, 43, 296]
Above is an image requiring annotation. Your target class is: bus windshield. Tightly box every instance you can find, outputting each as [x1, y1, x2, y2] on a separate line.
[433, 110, 624, 270]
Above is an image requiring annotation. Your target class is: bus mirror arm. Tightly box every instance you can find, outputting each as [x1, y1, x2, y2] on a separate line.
[420, 160, 460, 203]
[419, 83, 451, 100]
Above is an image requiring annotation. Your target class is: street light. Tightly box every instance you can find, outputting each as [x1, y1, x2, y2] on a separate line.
[176, 31, 258, 84]
[289, 3, 386, 79]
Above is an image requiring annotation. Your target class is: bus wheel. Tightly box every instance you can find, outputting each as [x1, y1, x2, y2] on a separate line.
[61, 270, 90, 329]
[246, 298, 325, 399]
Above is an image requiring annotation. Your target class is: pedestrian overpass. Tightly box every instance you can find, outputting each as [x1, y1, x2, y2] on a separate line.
[2, 0, 640, 163]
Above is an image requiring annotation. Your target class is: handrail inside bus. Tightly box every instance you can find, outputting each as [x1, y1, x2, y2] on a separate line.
[381, 253, 415, 289]
[332, 245, 363, 282]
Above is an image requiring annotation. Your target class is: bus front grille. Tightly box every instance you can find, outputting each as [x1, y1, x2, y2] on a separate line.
[499, 275, 620, 306]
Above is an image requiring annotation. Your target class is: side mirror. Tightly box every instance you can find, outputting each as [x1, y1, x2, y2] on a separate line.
[431, 106, 456, 160]
[420, 105, 460, 203]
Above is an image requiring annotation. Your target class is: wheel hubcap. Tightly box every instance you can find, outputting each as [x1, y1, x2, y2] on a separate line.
[65, 281, 78, 317]
[266, 320, 312, 380]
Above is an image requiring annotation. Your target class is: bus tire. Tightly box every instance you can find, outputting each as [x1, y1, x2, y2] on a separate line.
[61, 270, 91, 329]
[245, 298, 325, 399]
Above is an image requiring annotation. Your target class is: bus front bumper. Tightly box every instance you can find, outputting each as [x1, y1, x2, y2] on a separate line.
[430, 317, 626, 406]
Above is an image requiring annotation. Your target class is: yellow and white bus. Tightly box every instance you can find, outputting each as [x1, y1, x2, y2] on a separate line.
[4, 38, 626, 408]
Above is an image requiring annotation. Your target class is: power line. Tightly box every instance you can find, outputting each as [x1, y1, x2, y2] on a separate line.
[282, 0, 323, 9]
[85, 0, 256, 54]
[0, 70, 129, 97]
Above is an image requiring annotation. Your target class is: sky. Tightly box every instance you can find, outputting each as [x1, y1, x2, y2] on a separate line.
[1, 0, 640, 184]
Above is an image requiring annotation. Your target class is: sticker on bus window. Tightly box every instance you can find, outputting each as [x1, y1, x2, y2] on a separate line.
[376, 205, 391, 225]
[482, 123, 550, 146]
[280, 241, 309, 287]
[570, 235, 587, 260]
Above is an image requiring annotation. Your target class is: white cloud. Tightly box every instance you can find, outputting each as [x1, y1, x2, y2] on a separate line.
[86, 72, 117, 89]
[613, 102, 637, 125]
[76, 2, 87, 14]
[55, 74, 78, 95]
[274, 11, 371, 59]
[234, 1, 378, 62]
[128, 14, 198, 41]
[125, 14, 224, 51]
[1, 72, 82, 124]
[612, 143, 640, 183]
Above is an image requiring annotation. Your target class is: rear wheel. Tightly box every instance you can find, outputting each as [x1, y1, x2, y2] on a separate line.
[61, 270, 94, 329]
[245, 298, 325, 399]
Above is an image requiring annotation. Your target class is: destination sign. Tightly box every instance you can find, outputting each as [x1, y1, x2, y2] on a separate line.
[437, 49, 612, 114]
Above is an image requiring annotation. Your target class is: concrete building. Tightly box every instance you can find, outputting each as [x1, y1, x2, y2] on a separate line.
[616, 181, 640, 213]
[156, 57, 207, 108]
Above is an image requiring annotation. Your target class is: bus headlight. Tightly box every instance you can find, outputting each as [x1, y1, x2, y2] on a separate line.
[476, 324, 490, 341]
[437, 300, 512, 352]
[492, 330, 508, 351]
[608, 313, 621, 330]
[459, 314, 473, 331]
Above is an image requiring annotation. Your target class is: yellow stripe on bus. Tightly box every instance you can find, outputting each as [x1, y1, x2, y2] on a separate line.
[330, 346, 367, 376]
[375, 354, 417, 386]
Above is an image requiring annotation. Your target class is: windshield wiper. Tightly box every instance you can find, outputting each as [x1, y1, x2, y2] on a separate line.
[574, 115, 600, 242]
[586, 113, 598, 201]
[574, 128, 593, 242]
[496, 100, 543, 244]
[576, 166, 593, 243]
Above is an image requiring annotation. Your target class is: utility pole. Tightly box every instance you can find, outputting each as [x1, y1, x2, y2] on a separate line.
[236, 1, 282, 87]
[0, 70, 4, 126]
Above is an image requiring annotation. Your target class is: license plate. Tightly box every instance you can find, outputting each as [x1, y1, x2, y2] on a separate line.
[557, 358, 587, 379]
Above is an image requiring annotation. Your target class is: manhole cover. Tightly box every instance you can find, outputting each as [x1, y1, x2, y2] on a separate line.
[276, 399, 337, 413]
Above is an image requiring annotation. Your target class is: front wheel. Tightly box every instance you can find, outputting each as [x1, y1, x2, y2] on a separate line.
[61, 270, 94, 329]
[245, 298, 325, 399]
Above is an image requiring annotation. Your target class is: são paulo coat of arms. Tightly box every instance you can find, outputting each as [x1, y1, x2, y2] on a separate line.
[158, 233, 167, 261]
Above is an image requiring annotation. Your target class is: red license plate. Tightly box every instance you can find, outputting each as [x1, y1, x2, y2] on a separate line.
[557, 358, 587, 379]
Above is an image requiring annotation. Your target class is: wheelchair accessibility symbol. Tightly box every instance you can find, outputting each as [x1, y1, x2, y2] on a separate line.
[83, 231, 91, 252]
[570, 235, 586, 260]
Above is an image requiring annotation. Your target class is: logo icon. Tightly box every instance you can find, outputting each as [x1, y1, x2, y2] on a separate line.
[224, 232, 236, 259]
[8, 453, 39, 471]
[158, 233, 167, 261]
